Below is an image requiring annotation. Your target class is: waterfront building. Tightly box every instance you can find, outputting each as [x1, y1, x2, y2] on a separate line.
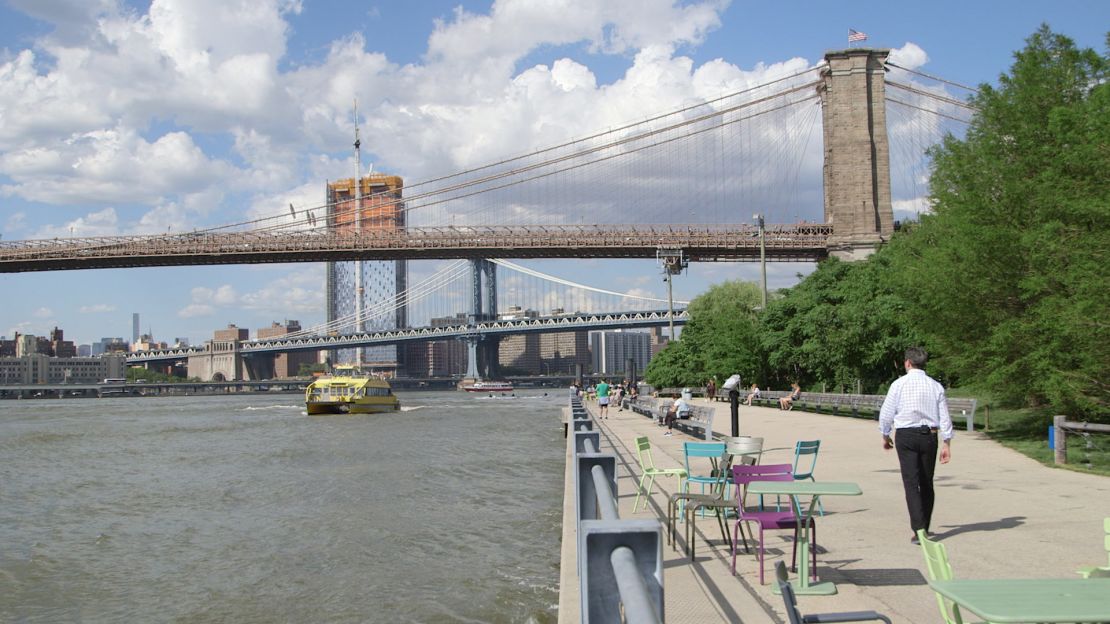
[589, 330, 651, 376]
[0, 353, 126, 385]
[325, 174, 407, 371]
[404, 313, 467, 377]
[257, 320, 317, 378]
[49, 327, 77, 358]
[187, 324, 249, 382]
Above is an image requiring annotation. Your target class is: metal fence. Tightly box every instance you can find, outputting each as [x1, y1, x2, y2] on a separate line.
[569, 394, 664, 623]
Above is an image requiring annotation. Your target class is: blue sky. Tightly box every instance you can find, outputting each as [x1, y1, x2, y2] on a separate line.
[1, 0, 1107, 347]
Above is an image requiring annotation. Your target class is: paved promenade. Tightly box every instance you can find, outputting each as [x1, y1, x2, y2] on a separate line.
[558, 399, 1110, 623]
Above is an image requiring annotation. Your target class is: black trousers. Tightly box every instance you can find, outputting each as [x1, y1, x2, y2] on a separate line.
[895, 427, 939, 534]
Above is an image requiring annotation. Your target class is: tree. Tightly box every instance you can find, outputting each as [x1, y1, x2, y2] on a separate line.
[760, 255, 921, 393]
[643, 280, 764, 388]
[887, 26, 1109, 416]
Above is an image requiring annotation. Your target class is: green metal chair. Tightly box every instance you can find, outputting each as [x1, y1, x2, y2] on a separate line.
[917, 530, 989, 624]
[1077, 517, 1110, 578]
[633, 436, 687, 513]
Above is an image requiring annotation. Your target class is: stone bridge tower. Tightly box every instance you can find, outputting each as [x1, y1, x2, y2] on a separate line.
[819, 48, 895, 260]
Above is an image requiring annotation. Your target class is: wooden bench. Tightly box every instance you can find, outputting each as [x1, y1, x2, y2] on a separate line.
[773, 391, 979, 431]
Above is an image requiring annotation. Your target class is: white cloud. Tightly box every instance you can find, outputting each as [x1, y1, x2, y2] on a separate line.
[889, 42, 929, 70]
[33, 307, 54, 318]
[78, 303, 117, 313]
[3, 212, 27, 234]
[238, 267, 325, 315]
[178, 303, 215, 318]
[33, 207, 120, 238]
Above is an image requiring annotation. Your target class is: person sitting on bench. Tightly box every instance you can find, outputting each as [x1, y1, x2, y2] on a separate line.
[663, 394, 690, 436]
[779, 383, 801, 410]
[745, 384, 761, 406]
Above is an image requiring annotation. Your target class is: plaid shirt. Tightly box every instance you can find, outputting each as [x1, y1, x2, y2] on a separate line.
[878, 369, 953, 441]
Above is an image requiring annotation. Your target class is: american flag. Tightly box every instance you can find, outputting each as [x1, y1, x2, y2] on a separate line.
[848, 29, 868, 43]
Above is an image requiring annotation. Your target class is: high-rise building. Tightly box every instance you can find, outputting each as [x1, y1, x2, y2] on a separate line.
[326, 174, 407, 370]
[132, 313, 140, 344]
[590, 330, 651, 376]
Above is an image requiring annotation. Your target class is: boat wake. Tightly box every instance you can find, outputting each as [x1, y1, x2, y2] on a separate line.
[238, 405, 303, 411]
[400, 405, 425, 412]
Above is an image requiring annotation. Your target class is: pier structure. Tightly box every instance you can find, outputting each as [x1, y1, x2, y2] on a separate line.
[559, 396, 1110, 621]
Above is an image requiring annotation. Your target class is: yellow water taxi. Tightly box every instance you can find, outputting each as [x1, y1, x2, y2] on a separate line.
[305, 365, 400, 415]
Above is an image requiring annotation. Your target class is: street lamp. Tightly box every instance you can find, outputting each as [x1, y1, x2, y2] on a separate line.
[656, 248, 687, 341]
[753, 213, 767, 310]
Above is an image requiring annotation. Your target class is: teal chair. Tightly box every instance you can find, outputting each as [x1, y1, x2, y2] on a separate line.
[633, 436, 687, 513]
[682, 441, 726, 516]
[789, 440, 825, 516]
[1077, 517, 1110, 578]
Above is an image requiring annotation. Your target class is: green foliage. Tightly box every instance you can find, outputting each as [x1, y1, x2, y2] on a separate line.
[760, 254, 921, 393]
[886, 25, 1110, 417]
[644, 280, 764, 388]
[643, 26, 1108, 422]
[297, 362, 328, 377]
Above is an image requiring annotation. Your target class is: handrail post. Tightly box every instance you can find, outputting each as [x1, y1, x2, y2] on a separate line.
[569, 397, 663, 622]
[1054, 415, 1067, 465]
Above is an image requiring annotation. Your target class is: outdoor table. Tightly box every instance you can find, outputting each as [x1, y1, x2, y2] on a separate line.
[746, 480, 862, 595]
[927, 578, 1110, 623]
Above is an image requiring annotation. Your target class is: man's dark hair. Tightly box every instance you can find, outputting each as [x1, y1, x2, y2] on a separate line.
[905, 347, 928, 369]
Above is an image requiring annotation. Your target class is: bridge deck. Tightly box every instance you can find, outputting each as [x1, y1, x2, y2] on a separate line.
[0, 224, 831, 272]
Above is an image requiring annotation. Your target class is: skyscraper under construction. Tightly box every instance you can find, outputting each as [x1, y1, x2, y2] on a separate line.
[325, 174, 407, 371]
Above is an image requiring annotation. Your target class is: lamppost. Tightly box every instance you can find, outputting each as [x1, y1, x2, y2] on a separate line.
[656, 248, 688, 341]
[753, 213, 767, 310]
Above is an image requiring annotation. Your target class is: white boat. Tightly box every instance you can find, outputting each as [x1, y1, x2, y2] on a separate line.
[461, 381, 514, 393]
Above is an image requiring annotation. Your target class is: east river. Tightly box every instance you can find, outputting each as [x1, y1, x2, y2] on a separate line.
[0, 391, 565, 623]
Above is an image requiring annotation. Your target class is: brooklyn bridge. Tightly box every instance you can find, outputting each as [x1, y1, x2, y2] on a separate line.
[0, 48, 974, 380]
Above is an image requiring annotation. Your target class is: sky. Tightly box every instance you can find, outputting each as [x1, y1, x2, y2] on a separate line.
[0, 0, 1107, 347]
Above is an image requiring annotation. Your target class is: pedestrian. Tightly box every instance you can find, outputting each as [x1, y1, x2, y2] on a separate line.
[728, 384, 740, 436]
[879, 347, 953, 544]
[614, 382, 625, 412]
[706, 378, 716, 403]
[596, 379, 611, 419]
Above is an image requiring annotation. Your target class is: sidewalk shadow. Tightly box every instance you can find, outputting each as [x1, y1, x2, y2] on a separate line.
[931, 516, 1026, 540]
[821, 563, 928, 587]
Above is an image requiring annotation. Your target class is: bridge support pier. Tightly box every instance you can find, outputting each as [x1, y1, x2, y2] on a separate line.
[819, 47, 895, 260]
[468, 258, 501, 380]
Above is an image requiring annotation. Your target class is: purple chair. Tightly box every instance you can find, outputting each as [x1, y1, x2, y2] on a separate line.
[730, 463, 817, 585]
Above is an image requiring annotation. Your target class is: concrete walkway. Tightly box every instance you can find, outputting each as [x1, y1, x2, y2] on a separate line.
[559, 400, 1110, 623]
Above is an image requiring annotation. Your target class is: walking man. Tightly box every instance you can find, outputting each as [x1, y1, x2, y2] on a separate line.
[879, 347, 953, 543]
[596, 379, 611, 419]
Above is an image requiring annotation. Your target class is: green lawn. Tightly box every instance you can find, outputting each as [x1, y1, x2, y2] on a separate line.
[979, 405, 1110, 477]
[787, 393, 1110, 477]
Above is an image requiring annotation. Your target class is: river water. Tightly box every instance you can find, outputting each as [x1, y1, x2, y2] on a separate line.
[0, 390, 565, 623]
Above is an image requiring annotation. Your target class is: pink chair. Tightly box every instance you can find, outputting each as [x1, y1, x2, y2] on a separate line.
[730, 463, 817, 585]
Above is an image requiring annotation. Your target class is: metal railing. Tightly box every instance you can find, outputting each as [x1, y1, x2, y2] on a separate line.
[1053, 415, 1110, 465]
[569, 396, 664, 623]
